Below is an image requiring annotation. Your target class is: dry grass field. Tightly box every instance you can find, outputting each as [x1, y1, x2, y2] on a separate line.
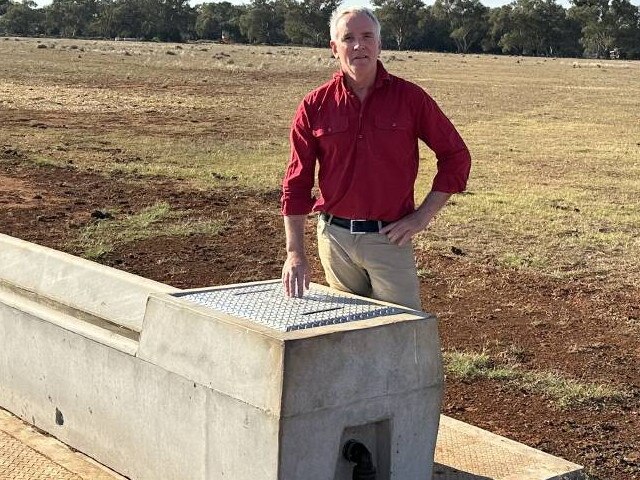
[1, 36, 639, 479]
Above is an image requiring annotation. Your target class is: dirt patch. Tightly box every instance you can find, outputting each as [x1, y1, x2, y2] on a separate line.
[0, 159, 638, 480]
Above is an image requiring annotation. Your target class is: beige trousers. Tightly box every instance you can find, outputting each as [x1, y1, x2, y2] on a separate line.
[316, 217, 422, 310]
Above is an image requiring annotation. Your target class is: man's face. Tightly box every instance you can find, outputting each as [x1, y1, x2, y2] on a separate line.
[330, 13, 381, 81]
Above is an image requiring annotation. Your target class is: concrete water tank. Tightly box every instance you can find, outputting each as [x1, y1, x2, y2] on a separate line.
[0, 234, 443, 479]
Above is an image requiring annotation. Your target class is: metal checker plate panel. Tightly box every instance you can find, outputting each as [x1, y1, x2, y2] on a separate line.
[174, 283, 405, 332]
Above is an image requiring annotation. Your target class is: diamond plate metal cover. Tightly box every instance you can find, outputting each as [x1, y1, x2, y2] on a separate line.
[174, 283, 405, 332]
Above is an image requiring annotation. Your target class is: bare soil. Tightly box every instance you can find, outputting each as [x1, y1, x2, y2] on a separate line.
[1, 153, 639, 480]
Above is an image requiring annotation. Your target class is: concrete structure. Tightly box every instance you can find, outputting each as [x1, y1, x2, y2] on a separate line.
[1, 405, 585, 480]
[0, 233, 443, 479]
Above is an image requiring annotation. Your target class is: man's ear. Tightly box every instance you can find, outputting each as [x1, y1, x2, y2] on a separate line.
[330, 40, 338, 58]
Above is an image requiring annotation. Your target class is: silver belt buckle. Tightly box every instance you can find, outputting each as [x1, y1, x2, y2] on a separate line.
[350, 219, 368, 234]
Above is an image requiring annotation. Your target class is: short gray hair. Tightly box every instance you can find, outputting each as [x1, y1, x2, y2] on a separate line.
[329, 6, 381, 43]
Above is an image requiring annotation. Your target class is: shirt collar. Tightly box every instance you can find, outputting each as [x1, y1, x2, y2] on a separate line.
[334, 60, 391, 91]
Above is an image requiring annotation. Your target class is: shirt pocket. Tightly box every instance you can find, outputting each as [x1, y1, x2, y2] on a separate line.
[312, 117, 349, 137]
[373, 114, 415, 158]
[374, 115, 412, 133]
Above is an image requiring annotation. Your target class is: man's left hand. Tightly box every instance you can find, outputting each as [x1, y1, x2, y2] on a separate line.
[380, 191, 453, 246]
[380, 210, 430, 246]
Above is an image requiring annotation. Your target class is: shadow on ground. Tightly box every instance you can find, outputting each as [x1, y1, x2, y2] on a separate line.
[433, 463, 492, 479]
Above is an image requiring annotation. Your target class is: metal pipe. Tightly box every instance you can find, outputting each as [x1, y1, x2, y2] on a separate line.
[342, 439, 377, 480]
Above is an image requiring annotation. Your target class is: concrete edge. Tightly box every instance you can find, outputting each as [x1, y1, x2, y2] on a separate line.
[0, 407, 127, 480]
[439, 415, 584, 478]
[168, 281, 434, 341]
[0, 233, 177, 292]
[0, 233, 181, 332]
[0, 288, 138, 355]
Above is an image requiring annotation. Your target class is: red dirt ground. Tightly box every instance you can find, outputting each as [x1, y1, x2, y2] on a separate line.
[1, 153, 639, 479]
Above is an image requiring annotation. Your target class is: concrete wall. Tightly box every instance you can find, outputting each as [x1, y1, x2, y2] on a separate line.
[0, 300, 208, 480]
[138, 294, 285, 414]
[278, 319, 443, 479]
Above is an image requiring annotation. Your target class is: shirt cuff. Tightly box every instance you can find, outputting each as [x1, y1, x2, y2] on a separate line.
[280, 194, 315, 216]
[431, 173, 468, 194]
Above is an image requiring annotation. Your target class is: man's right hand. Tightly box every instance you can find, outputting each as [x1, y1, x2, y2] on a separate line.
[282, 252, 310, 298]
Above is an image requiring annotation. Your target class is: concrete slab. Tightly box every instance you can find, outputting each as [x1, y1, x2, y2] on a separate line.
[434, 415, 583, 480]
[0, 407, 124, 480]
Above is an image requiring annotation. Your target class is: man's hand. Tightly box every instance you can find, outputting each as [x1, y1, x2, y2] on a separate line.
[380, 191, 452, 246]
[282, 251, 310, 298]
[380, 210, 430, 246]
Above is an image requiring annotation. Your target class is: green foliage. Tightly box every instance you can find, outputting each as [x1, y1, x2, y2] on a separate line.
[569, 0, 640, 58]
[0, 0, 12, 16]
[2, 0, 639, 58]
[239, 0, 287, 44]
[432, 0, 489, 53]
[0, 1, 43, 36]
[195, 2, 245, 41]
[497, 0, 573, 56]
[44, 0, 98, 37]
[373, 0, 424, 50]
[284, 0, 339, 47]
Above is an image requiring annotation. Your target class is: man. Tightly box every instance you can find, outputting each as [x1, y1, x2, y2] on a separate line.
[281, 6, 471, 310]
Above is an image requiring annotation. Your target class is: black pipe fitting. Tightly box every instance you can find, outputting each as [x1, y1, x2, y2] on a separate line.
[342, 439, 377, 480]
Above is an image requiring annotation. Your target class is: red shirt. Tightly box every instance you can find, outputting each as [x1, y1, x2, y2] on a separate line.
[281, 62, 471, 222]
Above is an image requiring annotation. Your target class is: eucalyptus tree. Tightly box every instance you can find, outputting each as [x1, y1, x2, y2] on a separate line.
[283, 0, 340, 46]
[1, 0, 11, 16]
[239, 0, 287, 44]
[0, 0, 43, 35]
[498, 0, 572, 55]
[607, 0, 640, 57]
[109, 0, 146, 38]
[44, 0, 98, 37]
[153, 0, 195, 41]
[482, 5, 513, 52]
[569, 0, 615, 57]
[432, 0, 489, 53]
[195, 1, 245, 41]
[373, 0, 425, 50]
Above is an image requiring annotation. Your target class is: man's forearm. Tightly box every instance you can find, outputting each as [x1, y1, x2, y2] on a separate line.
[415, 191, 452, 226]
[284, 215, 307, 255]
[282, 215, 310, 297]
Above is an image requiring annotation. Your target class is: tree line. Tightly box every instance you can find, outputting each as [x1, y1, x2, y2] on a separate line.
[1, 0, 639, 58]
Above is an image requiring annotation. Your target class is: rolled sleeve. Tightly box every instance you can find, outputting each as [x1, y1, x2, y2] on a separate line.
[281, 100, 318, 216]
[417, 92, 471, 193]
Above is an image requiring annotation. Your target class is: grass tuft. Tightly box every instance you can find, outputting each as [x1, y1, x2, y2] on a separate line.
[73, 202, 226, 259]
[520, 371, 625, 409]
[443, 349, 627, 409]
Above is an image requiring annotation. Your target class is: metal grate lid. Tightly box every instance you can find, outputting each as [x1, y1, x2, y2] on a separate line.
[174, 283, 405, 332]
